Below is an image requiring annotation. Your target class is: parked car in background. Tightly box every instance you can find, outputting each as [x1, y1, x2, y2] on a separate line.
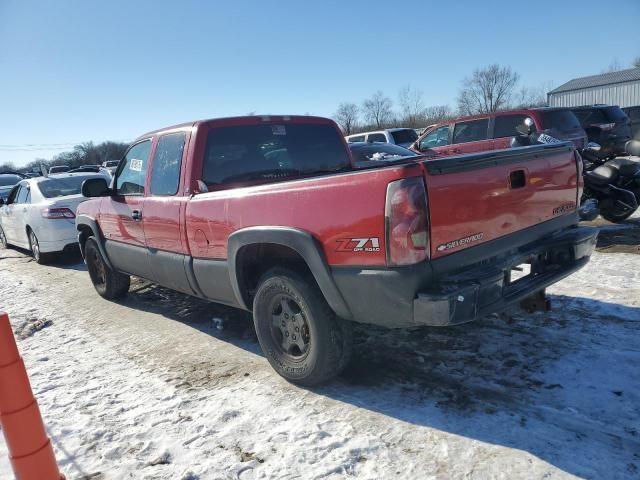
[345, 128, 419, 147]
[622, 105, 640, 140]
[69, 165, 101, 173]
[0, 172, 26, 203]
[102, 160, 120, 175]
[571, 105, 632, 158]
[0, 172, 104, 263]
[75, 115, 596, 385]
[49, 165, 71, 175]
[412, 108, 587, 156]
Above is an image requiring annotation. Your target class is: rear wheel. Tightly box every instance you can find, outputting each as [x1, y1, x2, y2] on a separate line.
[252, 268, 352, 386]
[600, 205, 636, 223]
[85, 237, 130, 299]
[0, 225, 7, 249]
[28, 229, 51, 264]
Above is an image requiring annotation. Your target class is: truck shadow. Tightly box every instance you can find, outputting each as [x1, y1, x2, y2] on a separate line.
[119, 281, 640, 479]
[587, 215, 640, 254]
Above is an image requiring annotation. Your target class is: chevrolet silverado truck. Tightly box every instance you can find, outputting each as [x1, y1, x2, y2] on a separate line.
[76, 115, 598, 385]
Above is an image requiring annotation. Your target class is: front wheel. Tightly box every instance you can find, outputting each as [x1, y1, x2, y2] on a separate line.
[85, 237, 130, 299]
[252, 268, 352, 386]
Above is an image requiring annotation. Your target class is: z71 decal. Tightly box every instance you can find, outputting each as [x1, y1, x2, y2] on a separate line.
[436, 233, 483, 252]
[336, 237, 380, 253]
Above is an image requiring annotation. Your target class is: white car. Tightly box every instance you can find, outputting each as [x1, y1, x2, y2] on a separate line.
[345, 128, 419, 148]
[0, 172, 103, 263]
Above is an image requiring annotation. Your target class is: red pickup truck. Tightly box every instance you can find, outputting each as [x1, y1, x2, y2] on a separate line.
[76, 115, 597, 385]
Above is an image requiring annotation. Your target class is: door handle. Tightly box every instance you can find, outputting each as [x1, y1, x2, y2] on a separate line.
[131, 209, 142, 221]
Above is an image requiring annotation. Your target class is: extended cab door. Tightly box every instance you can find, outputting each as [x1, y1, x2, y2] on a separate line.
[143, 130, 195, 294]
[450, 118, 493, 154]
[100, 139, 154, 279]
[415, 125, 452, 155]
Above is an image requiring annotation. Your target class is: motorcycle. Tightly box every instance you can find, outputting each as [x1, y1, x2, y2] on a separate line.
[511, 119, 640, 223]
[580, 140, 640, 222]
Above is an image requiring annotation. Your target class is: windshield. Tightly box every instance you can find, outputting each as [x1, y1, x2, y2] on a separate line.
[391, 129, 418, 144]
[541, 110, 581, 130]
[203, 123, 351, 185]
[37, 175, 101, 198]
[0, 174, 22, 187]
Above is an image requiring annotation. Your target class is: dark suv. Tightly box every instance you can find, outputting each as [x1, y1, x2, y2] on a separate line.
[571, 105, 632, 158]
[622, 106, 640, 141]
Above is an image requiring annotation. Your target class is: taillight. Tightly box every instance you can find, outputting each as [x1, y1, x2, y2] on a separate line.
[42, 208, 75, 219]
[385, 177, 429, 266]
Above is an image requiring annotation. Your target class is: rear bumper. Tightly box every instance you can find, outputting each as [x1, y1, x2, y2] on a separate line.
[331, 225, 598, 328]
[413, 227, 597, 326]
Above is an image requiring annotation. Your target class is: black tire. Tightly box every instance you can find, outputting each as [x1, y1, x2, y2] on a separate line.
[85, 237, 130, 299]
[600, 206, 636, 223]
[252, 268, 352, 386]
[28, 229, 52, 264]
[0, 225, 8, 249]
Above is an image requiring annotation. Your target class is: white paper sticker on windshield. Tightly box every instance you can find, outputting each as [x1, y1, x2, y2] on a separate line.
[129, 159, 143, 171]
[272, 125, 286, 135]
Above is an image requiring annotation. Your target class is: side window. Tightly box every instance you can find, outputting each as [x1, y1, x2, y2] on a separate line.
[420, 126, 450, 149]
[115, 140, 151, 195]
[150, 133, 186, 196]
[493, 115, 530, 138]
[452, 119, 489, 144]
[367, 133, 387, 143]
[348, 135, 365, 142]
[15, 185, 29, 204]
[6, 185, 20, 204]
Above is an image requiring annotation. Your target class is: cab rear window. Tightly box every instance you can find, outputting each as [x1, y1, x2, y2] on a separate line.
[203, 123, 350, 185]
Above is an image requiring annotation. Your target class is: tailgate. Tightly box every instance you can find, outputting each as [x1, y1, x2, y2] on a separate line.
[423, 143, 579, 259]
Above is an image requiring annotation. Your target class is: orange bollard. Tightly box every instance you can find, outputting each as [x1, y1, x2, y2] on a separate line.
[0, 312, 64, 480]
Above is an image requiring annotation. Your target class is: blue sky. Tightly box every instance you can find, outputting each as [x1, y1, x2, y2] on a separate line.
[1, 0, 638, 167]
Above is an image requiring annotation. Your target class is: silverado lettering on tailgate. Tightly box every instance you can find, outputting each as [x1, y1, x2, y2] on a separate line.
[436, 232, 483, 252]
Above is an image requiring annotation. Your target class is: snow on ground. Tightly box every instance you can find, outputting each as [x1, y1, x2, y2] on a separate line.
[0, 217, 639, 479]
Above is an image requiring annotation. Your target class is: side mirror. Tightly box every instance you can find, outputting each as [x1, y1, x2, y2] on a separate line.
[586, 142, 601, 152]
[82, 178, 110, 197]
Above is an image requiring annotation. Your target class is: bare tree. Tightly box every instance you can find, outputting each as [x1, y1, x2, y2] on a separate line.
[515, 85, 548, 108]
[398, 85, 426, 126]
[423, 105, 453, 125]
[0, 161, 17, 172]
[457, 64, 520, 115]
[603, 58, 623, 73]
[632, 56, 640, 68]
[334, 102, 359, 135]
[362, 91, 393, 128]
